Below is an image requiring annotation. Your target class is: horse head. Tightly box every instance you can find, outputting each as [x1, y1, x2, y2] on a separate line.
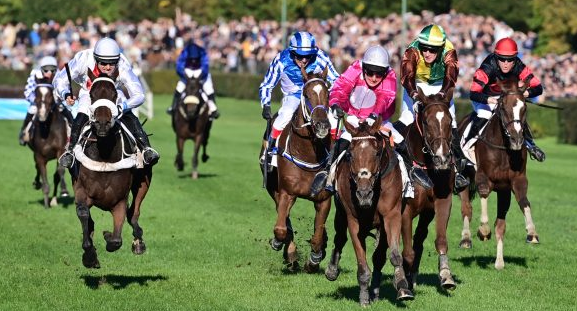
[496, 78, 527, 150]
[34, 77, 56, 122]
[415, 87, 453, 170]
[344, 116, 384, 209]
[181, 72, 204, 119]
[299, 66, 330, 139]
[88, 71, 119, 137]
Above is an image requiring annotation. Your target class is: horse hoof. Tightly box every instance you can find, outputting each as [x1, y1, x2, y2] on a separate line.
[103, 231, 122, 252]
[459, 238, 472, 249]
[494, 260, 505, 270]
[396, 288, 414, 301]
[33, 181, 42, 190]
[285, 260, 300, 273]
[441, 277, 456, 291]
[303, 260, 319, 274]
[82, 249, 100, 269]
[269, 238, 283, 251]
[325, 264, 340, 281]
[50, 197, 58, 207]
[477, 230, 491, 241]
[192, 172, 198, 179]
[132, 239, 147, 255]
[202, 154, 209, 163]
[526, 235, 540, 244]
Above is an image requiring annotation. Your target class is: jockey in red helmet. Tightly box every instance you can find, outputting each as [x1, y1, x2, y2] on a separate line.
[465, 37, 545, 162]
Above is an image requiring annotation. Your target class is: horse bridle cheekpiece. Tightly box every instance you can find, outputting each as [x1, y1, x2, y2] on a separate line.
[299, 77, 328, 127]
[416, 102, 452, 157]
[348, 135, 383, 189]
[89, 76, 118, 122]
[497, 91, 525, 141]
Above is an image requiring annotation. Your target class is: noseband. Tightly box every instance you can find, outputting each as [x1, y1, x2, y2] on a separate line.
[347, 135, 384, 190]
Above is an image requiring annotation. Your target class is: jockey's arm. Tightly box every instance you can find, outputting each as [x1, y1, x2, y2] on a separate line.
[24, 70, 37, 103]
[175, 48, 189, 80]
[440, 49, 458, 97]
[519, 66, 543, 98]
[401, 48, 419, 98]
[53, 50, 86, 104]
[259, 53, 283, 107]
[200, 49, 210, 80]
[470, 68, 491, 104]
[118, 65, 145, 111]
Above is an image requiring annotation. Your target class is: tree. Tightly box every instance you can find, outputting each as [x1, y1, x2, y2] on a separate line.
[531, 0, 577, 54]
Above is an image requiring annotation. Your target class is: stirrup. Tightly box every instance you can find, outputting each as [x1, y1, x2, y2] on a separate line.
[18, 132, 26, 146]
[310, 170, 329, 196]
[166, 107, 174, 115]
[209, 110, 220, 120]
[143, 147, 160, 165]
[410, 167, 433, 190]
[59, 151, 75, 168]
[454, 173, 470, 190]
[527, 145, 546, 162]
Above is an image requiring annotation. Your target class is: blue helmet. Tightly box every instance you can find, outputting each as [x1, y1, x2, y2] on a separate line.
[289, 32, 318, 56]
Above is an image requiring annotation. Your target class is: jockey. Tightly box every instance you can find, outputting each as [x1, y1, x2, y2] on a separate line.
[259, 31, 339, 169]
[464, 37, 545, 162]
[54, 37, 160, 168]
[167, 41, 220, 120]
[310, 45, 431, 196]
[19, 56, 73, 146]
[397, 24, 469, 189]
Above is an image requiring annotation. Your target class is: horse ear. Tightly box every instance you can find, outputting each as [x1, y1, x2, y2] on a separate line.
[321, 66, 328, 81]
[300, 65, 308, 82]
[87, 69, 97, 82]
[370, 116, 382, 134]
[344, 118, 355, 134]
[417, 86, 426, 102]
[443, 87, 454, 104]
[519, 76, 530, 95]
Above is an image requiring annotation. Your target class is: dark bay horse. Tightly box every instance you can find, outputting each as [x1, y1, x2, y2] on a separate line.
[261, 66, 332, 272]
[172, 75, 212, 179]
[27, 78, 69, 208]
[324, 118, 413, 305]
[457, 78, 538, 270]
[72, 72, 152, 268]
[398, 88, 457, 291]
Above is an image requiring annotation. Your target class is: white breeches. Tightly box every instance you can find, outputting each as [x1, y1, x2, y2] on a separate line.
[399, 82, 457, 128]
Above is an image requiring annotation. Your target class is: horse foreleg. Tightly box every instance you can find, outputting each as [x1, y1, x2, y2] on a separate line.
[103, 201, 127, 252]
[512, 178, 539, 244]
[128, 167, 151, 255]
[325, 197, 348, 281]
[175, 137, 185, 171]
[401, 204, 416, 289]
[304, 198, 330, 273]
[494, 189, 511, 270]
[35, 157, 50, 208]
[201, 120, 212, 163]
[77, 202, 99, 268]
[272, 193, 297, 268]
[347, 219, 371, 306]
[459, 189, 473, 248]
[382, 203, 413, 301]
[57, 162, 69, 198]
[50, 167, 61, 207]
[477, 197, 492, 240]
[434, 197, 456, 291]
[191, 135, 202, 179]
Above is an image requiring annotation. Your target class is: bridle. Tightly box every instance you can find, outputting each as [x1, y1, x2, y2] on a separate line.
[35, 83, 57, 121]
[346, 134, 397, 190]
[414, 101, 452, 158]
[294, 78, 329, 130]
[477, 90, 526, 150]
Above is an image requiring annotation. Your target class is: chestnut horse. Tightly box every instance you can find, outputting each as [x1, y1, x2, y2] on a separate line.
[27, 77, 69, 208]
[457, 78, 538, 270]
[171, 75, 212, 179]
[324, 118, 413, 305]
[398, 88, 457, 291]
[261, 66, 332, 272]
[72, 72, 151, 268]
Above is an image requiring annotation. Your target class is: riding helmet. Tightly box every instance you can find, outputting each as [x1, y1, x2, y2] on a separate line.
[417, 24, 446, 47]
[39, 56, 57, 70]
[289, 32, 318, 56]
[362, 45, 390, 74]
[494, 37, 518, 58]
[94, 37, 121, 63]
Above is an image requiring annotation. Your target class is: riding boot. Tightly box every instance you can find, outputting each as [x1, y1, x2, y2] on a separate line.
[396, 140, 433, 190]
[123, 112, 160, 165]
[264, 137, 277, 173]
[393, 120, 407, 135]
[60, 105, 74, 124]
[59, 112, 89, 168]
[166, 90, 181, 115]
[310, 138, 350, 196]
[207, 94, 220, 120]
[451, 128, 470, 190]
[463, 115, 488, 146]
[19, 112, 34, 146]
[523, 122, 545, 162]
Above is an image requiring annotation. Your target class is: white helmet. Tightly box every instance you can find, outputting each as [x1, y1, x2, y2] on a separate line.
[94, 37, 120, 63]
[39, 56, 57, 69]
[362, 45, 390, 70]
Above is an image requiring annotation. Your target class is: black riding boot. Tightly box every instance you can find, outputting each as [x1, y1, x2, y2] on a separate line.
[166, 90, 181, 115]
[60, 105, 74, 124]
[523, 122, 545, 162]
[263, 137, 277, 173]
[396, 140, 433, 190]
[463, 115, 488, 146]
[310, 138, 350, 196]
[19, 112, 34, 146]
[123, 112, 160, 165]
[451, 128, 470, 190]
[59, 112, 89, 168]
[208, 94, 220, 120]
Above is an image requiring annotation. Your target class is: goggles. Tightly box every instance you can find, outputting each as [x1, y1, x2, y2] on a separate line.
[496, 56, 515, 63]
[419, 43, 440, 54]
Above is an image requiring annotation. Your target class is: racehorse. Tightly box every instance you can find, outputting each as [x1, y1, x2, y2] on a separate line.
[457, 78, 539, 270]
[171, 74, 212, 179]
[324, 118, 413, 305]
[398, 88, 457, 291]
[72, 71, 152, 268]
[261, 66, 332, 272]
[27, 77, 69, 208]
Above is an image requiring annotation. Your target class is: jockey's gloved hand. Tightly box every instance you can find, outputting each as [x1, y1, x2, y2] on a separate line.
[116, 104, 124, 117]
[366, 113, 378, 126]
[330, 104, 345, 118]
[262, 105, 272, 120]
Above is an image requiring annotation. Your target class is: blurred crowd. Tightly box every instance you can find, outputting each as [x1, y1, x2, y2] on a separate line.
[2, 10, 576, 101]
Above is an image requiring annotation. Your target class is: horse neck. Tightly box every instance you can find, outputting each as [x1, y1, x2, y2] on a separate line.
[88, 130, 124, 162]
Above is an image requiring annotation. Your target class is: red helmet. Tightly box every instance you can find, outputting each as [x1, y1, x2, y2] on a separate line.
[494, 38, 518, 57]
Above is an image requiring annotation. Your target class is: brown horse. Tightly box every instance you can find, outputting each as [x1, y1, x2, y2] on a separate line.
[171, 75, 212, 179]
[324, 118, 413, 305]
[457, 78, 538, 270]
[72, 72, 151, 268]
[261, 66, 332, 272]
[399, 87, 457, 291]
[27, 78, 69, 208]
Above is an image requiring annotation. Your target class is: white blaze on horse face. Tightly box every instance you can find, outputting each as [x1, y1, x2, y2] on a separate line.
[312, 84, 323, 104]
[435, 111, 446, 155]
[513, 99, 524, 132]
[38, 86, 49, 117]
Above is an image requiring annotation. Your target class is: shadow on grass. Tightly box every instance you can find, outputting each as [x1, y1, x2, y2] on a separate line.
[455, 255, 528, 269]
[177, 172, 217, 179]
[32, 195, 75, 209]
[81, 274, 168, 289]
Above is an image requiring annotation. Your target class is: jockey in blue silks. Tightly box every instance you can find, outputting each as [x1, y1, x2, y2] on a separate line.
[167, 41, 220, 120]
[259, 31, 340, 169]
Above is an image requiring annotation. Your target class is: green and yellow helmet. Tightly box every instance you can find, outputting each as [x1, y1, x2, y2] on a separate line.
[417, 24, 446, 47]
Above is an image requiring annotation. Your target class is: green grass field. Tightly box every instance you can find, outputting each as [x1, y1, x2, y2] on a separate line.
[1, 96, 576, 310]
